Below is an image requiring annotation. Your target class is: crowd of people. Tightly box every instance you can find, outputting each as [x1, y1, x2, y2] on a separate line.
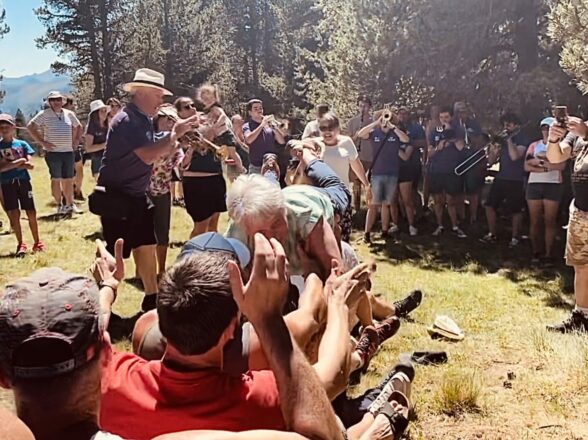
[2, 65, 588, 439]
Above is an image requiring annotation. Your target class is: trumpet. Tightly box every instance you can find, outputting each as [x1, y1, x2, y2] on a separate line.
[379, 104, 397, 128]
[158, 106, 229, 161]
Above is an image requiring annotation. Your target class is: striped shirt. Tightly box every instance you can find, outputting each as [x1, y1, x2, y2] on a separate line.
[30, 108, 81, 153]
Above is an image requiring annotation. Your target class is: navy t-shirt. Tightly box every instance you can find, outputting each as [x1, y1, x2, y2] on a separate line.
[0, 139, 35, 183]
[86, 119, 108, 145]
[428, 125, 465, 174]
[370, 128, 401, 176]
[186, 131, 236, 174]
[497, 131, 530, 182]
[405, 122, 425, 169]
[97, 103, 155, 197]
[243, 120, 278, 167]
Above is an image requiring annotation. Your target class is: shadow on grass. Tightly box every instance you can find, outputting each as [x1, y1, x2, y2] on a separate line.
[84, 231, 104, 242]
[38, 213, 68, 222]
[352, 207, 575, 310]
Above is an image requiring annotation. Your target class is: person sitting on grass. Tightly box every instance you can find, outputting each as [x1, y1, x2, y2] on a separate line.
[0, 113, 45, 257]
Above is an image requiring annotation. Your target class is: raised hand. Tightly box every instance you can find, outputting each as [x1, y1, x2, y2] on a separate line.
[92, 238, 125, 289]
[228, 233, 289, 322]
[173, 114, 201, 138]
[324, 260, 371, 310]
[567, 116, 588, 139]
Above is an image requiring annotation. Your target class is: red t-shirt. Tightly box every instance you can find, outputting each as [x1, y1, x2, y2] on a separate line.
[100, 350, 285, 440]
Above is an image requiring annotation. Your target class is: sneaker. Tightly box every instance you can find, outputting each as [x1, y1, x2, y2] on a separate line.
[452, 226, 467, 238]
[375, 316, 401, 344]
[70, 204, 84, 214]
[508, 237, 520, 248]
[368, 358, 415, 414]
[74, 191, 85, 201]
[393, 290, 423, 318]
[355, 326, 379, 373]
[33, 241, 46, 252]
[479, 233, 497, 244]
[57, 205, 67, 215]
[363, 232, 372, 244]
[409, 225, 418, 236]
[547, 310, 588, 333]
[388, 224, 399, 234]
[432, 225, 444, 237]
[15, 243, 28, 257]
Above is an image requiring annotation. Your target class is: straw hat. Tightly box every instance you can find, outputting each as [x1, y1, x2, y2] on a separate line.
[123, 68, 172, 96]
[89, 99, 108, 114]
[427, 315, 465, 341]
[46, 91, 66, 101]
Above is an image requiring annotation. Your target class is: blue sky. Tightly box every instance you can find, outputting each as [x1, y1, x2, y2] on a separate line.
[0, 0, 60, 78]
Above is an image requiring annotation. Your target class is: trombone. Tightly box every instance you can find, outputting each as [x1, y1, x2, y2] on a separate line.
[454, 141, 500, 176]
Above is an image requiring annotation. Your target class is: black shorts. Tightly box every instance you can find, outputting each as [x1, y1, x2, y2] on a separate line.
[526, 182, 564, 202]
[100, 195, 157, 258]
[428, 172, 463, 196]
[485, 178, 525, 213]
[183, 174, 227, 223]
[464, 172, 485, 195]
[398, 164, 420, 184]
[1, 180, 35, 212]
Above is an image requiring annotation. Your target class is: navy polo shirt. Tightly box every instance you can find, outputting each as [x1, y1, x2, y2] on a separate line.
[497, 131, 530, 182]
[370, 128, 401, 176]
[98, 103, 155, 197]
[428, 124, 465, 174]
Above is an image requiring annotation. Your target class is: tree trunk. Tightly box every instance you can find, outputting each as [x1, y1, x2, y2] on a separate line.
[100, 0, 113, 98]
[81, 1, 103, 98]
[514, 0, 540, 72]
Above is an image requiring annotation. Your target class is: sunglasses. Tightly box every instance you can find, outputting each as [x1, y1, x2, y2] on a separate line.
[319, 125, 335, 131]
[182, 103, 196, 110]
[48, 98, 62, 102]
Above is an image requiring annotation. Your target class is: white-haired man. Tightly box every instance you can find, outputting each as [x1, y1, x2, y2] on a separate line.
[28, 90, 83, 215]
[89, 68, 197, 311]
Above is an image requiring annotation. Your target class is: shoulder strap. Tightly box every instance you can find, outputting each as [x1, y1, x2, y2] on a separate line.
[368, 130, 394, 175]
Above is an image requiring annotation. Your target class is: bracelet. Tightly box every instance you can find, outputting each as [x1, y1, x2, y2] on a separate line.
[548, 138, 561, 143]
[99, 281, 118, 297]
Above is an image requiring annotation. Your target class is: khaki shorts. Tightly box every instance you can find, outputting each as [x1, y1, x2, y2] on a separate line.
[565, 201, 588, 266]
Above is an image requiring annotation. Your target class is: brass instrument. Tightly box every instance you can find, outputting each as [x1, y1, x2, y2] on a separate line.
[454, 136, 501, 176]
[158, 106, 229, 161]
[379, 104, 398, 128]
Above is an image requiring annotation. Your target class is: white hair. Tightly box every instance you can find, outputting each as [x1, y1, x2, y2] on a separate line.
[227, 174, 285, 227]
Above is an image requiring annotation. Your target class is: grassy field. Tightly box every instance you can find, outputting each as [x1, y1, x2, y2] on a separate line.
[1, 157, 587, 439]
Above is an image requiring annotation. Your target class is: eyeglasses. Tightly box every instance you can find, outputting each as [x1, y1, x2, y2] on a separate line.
[183, 103, 195, 110]
[48, 98, 62, 102]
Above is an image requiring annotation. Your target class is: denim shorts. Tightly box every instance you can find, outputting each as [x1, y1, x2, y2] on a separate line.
[45, 151, 75, 179]
[370, 174, 398, 204]
[90, 151, 104, 175]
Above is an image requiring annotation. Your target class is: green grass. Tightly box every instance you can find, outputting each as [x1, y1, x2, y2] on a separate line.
[2, 157, 588, 439]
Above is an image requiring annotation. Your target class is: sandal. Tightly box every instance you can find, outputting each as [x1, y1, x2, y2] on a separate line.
[378, 390, 410, 437]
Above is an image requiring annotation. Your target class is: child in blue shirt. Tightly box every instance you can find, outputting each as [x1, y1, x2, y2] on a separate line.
[0, 113, 45, 256]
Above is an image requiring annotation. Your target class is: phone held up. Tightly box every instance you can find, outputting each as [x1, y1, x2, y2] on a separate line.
[554, 105, 568, 128]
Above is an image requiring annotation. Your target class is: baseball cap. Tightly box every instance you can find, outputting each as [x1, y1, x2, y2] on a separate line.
[0, 268, 103, 379]
[178, 232, 251, 268]
[540, 117, 555, 127]
[0, 114, 15, 126]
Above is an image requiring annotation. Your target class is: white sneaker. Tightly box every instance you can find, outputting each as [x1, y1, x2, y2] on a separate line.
[508, 237, 520, 248]
[432, 225, 444, 236]
[57, 205, 66, 215]
[70, 204, 83, 214]
[388, 224, 399, 234]
[409, 225, 418, 236]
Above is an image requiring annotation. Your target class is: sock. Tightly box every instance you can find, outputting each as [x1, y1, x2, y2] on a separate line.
[575, 305, 588, 318]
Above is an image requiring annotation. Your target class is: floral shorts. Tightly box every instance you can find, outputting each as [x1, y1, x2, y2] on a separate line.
[565, 201, 588, 266]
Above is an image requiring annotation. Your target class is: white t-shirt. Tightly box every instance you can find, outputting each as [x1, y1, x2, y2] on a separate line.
[321, 135, 359, 187]
[30, 108, 81, 153]
[302, 120, 320, 139]
[91, 431, 125, 440]
[527, 140, 562, 184]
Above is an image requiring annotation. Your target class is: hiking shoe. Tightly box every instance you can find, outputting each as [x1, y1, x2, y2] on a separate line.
[363, 232, 372, 244]
[452, 226, 467, 238]
[547, 310, 588, 333]
[393, 290, 423, 318]
[432, 225, 444, 237]
[409, 225, 418, 236]
[355, 326, 379, 373]
[508, 237, 520, 248]
[15, 243, 28, 258]
[33, 241, 46, 253]
[368, 358, 415, 414]
[479, 233, 497, 244]
[375, 316, 401, 344]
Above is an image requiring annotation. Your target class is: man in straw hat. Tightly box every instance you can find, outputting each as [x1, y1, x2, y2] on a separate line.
[28, 90, 83, 215]
[91, 68, 198, 312]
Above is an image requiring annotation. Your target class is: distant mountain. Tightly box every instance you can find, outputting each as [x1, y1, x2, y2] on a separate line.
[0, 70, 73, 119]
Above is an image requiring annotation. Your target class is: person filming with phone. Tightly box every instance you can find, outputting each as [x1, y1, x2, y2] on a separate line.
[546, 107, 588, 333]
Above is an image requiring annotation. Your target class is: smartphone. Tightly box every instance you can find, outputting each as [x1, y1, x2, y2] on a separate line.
[554, 106, 568, 127]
